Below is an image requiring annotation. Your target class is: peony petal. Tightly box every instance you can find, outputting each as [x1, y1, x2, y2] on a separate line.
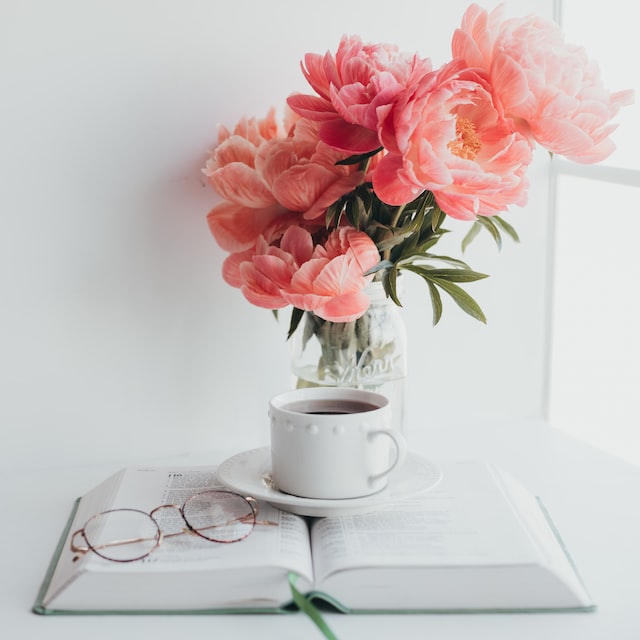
[491, 52, 534, 117]
[207, 201, 292, 253]
[319, 120, 382, 153]
[241, 286, 289, 310]
[274, 164, 335, 211]
[286, 94, 337, 121]
[221, 251, 251, 287]
[209, 163, 275, 208]
[279, 226, 315, 265]
[252, 254, 295, 289]
[256, 138, 315, 189]
[344, 231, 381, 274]
[229, 109, 281, 145]
[204, 136, 259, 173]
[281, 290, 325, 312]
[372, 154, 424, 205]
[312, 256, 365, 295]
[239, 262, 288, 309]
[301, 52, 333, 99]
[313, 291, 371, 322]
[286, 258, 329, 294]
[451, 29, 485, 68]
[433, 191, 482, 221]
[303, 172, 365, 220]
[529, 117, 597, 157]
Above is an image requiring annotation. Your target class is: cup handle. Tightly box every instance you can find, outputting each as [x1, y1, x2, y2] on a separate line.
[367, 429, 407, 485]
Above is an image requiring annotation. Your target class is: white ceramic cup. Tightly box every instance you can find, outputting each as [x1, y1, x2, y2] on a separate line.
[269, 387, 407, 499]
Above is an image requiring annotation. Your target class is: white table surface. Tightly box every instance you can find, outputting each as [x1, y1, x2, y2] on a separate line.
[3, 418, 639, 639]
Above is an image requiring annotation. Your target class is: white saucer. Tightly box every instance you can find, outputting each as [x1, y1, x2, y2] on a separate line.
[217, 447, 442, 517]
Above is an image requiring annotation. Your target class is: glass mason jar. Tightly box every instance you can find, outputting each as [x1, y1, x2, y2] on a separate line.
[289, 280, 408, 435]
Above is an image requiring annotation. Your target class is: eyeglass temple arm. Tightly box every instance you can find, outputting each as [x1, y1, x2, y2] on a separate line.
[174, 513, 278, 538]
[70, 529, 163, 555]
[245, 496, 278, 527]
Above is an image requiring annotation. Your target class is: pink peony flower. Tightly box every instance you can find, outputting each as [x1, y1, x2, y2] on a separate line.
[374, 60, 532, 220]
[255, 119, 365, 221]
[287, 35, 432, 154]
[223, 226, 380, 322]
[204, 108, 295, 252]
[207, 201, 299, 253]
[282, 227, 380, 322]
[203, 107, 281, 208]
[204, 113, 362, 250]
[222, 226, 314, 309]
[452, 3, 634, 163]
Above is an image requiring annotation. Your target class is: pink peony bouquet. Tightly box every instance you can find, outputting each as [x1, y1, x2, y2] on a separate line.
[203, 3, 632, 333]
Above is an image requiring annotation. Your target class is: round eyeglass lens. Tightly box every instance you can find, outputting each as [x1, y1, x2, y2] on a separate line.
[182, 490, 255, 542]
[82, 508, 161, 562]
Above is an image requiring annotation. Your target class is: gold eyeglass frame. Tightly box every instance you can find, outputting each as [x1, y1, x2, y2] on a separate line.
[70, 489, 272, 563]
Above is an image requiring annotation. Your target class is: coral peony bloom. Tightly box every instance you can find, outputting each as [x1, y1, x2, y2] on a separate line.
[282, 227, 380, 322]
[374, 60, 532, 220]
[255, 118, 365, 220]
[223, 226, 380, 322]
[204, 111, 356, 251]
[287, 35, 432, 154]
[203, 108, 297, 252]
[452, 3, 634, 163]
[206, 201, 299, 253]
[222, 226, 315, 309]
[202, 107, 281, 208]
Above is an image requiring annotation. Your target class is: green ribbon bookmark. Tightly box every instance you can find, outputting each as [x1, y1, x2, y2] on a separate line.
[288, 572, 339, 640]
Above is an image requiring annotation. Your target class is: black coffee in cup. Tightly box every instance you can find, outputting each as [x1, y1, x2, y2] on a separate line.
[283, 399, 380, 415]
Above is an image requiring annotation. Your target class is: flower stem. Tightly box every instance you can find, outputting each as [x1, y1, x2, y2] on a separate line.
[382, 204, 407, 262]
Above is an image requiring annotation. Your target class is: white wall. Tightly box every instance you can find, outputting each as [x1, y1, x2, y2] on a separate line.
[0, 0, 554, 470]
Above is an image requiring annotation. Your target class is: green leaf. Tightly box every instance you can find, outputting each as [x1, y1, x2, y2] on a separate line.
[461, 221, 482, 252]
[493, 215, 520, 243]
[357, 185, 373, 212]
[427, 282, 443, 326]
[477, 217, 502, 249]
[407, 238, 439, 256]
[398, 263, 486, 323]
[364, 260, 394, 276]
[286, 307, 305, 340]
[325, 201, 339, 228]
[429, 277, 487, 323]
[413, 192, 433, 219]
[400, 264, 487, 283]
[376, 229, 414, 252]
[345, 197, 360, 229]
[383, 268, 402, 306]
[431, 204, 445, 232]
[335, 147, 383, 166]
[429, 269, 488, 283]
[422, 254, 471, 269]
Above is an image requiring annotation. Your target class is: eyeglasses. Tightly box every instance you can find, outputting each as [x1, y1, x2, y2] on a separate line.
[70, 490, 271, 563]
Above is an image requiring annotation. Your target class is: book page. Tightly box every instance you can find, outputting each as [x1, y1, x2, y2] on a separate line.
[94, 468, 313, 577]
[310, 460, 545, 585]
[493, 466, 593, 602]
[44, 466, 313, 608]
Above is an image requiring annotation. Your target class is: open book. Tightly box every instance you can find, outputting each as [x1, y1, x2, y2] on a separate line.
[34, 459, 594, 614]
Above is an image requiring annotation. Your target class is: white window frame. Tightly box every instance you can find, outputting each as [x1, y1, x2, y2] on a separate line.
[544, 0, 640, 448]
